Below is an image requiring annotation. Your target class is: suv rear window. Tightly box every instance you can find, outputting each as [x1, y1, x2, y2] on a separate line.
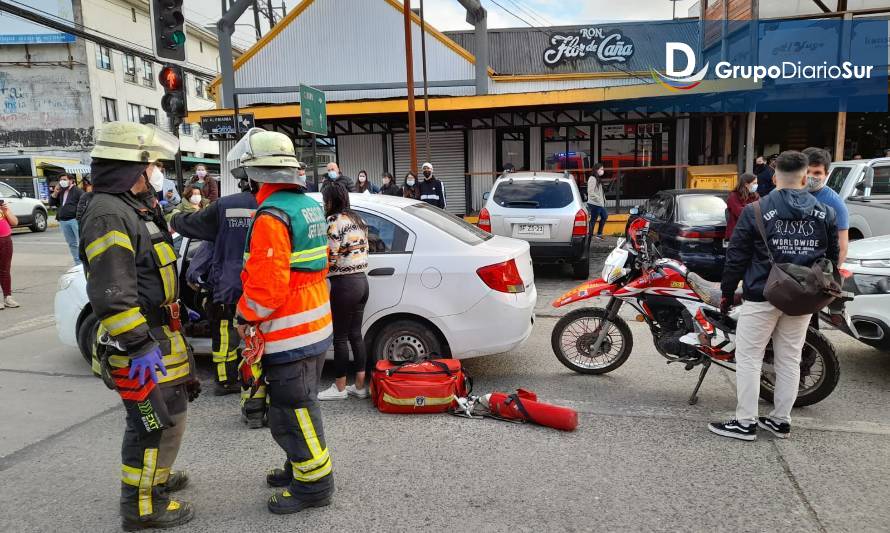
[404, 203, 492, 245]
[677, 195, 727, 225]
[492, 180, 574, 209]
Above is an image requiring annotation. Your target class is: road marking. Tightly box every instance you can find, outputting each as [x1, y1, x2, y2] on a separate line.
[0, 315, 55, 339]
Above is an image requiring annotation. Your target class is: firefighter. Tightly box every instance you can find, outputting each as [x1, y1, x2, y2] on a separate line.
[79, 122, 197, 530]
[233, 128, 335, 513]
[418, 161, 446, 209]
[170, 173, 258, 401]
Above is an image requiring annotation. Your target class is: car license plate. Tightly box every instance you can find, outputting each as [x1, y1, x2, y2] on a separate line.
[518, 224, 545, 235]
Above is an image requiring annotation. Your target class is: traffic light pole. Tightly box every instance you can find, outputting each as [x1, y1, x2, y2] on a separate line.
[173, 118, 184, 192]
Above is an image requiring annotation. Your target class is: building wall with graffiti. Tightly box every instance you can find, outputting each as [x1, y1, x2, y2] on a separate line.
[0, 40, 94, 154]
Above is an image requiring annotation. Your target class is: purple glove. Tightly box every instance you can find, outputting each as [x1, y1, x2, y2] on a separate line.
[128, 346, 167, 386]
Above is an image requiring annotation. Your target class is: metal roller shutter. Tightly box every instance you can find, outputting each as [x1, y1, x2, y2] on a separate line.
[337, 134, 386, 188]
[393, 131, 466, 215]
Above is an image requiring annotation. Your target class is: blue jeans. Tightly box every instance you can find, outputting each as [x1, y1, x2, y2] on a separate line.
[587, 204, 608, 236]
[59, 218, 80, 265]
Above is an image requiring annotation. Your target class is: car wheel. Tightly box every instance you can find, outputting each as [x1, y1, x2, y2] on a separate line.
[30, 208, 47, 232]
[372, 320, 443, 363]
[76, 312, 99, 365]
[571, 254, 590, 280]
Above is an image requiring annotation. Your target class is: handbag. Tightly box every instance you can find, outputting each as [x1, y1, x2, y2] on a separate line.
[752, 201, 843, 316]
[372, 358, 471, 414]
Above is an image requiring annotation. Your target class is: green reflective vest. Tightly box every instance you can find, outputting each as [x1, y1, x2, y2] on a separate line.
[244, 190, 328, 272]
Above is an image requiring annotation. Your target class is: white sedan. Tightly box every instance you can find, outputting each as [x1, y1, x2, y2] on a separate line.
[55, 194, 537, 363]
[842, 234, 890, 352]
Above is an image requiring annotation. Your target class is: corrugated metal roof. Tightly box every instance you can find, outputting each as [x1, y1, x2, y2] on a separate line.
[445, 21, 699, 76]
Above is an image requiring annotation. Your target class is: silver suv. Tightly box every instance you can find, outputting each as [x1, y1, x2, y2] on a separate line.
[479, 172, 590, 279]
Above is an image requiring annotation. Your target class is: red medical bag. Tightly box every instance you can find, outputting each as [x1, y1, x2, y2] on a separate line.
[371, 358, 471, 414]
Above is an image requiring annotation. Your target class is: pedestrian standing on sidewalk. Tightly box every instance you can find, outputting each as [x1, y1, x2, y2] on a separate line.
[725, 172, 759, 240]
[355, 169, 378, 194]
[586, 163, 609, 240]
[379, 172, 401, 196]
[49, 174, 84, 265]
[709, 151, 838, 441]
[418, 162, 446, 208]
[0, 200, 19, 309]
[318, 182, 371, 401]
[402, 171, 419, 199]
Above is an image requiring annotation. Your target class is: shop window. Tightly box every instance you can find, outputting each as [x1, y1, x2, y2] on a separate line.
[101, 97, 118, 122]
[543, 125, 592, 184]
[124, 54, 137, 83]
[600, 121, 675, 202]
[496, 129, 529, 174]
[96, 46, 113, 71]
[142, 60, 154, 88]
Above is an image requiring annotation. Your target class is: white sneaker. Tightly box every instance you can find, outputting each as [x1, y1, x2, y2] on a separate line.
[317, 384, 348, 401]
[3, 296, 18, 308]
[346, 385, 369, 399]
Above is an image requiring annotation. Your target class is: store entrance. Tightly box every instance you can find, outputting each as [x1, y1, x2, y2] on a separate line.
[496, 128, 530, 173]
[599, 121, 675, 209]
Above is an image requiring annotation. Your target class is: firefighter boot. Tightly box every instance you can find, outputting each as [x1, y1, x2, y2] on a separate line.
[121, 500, 195, 531]
[241, 397, 266, 429]
[267, 462, 292, 487]
[214, 361, 241, 396]
[160, 471, 190, 493]
[268, 489, 332, 515]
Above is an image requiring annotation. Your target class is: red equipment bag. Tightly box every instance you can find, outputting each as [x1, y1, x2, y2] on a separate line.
[486, 389, 578, 431]
[372, 358, 471, 414]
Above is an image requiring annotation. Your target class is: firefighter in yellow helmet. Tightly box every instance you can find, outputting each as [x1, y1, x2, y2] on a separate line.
[80, 122, 198, 530]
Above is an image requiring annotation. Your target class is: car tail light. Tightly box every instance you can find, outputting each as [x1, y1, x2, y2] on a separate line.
[477, 208, 491, 233]
[572, 209, 588, 236]
[477, 258, 525, 293]
[677, 229, 722, 241]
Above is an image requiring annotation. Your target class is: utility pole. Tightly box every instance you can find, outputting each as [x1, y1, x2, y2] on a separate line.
[266, 0, 276, 27]
[402, 0, 418, 173]
[419, 0, 431, 164]
[252, 0, 262, 41]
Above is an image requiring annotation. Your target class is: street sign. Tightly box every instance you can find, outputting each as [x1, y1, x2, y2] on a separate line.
[300, 84, 327, 136]
[201, 113, 254, 140]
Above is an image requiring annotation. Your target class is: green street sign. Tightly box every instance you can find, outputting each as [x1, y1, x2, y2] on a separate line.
[300, 84, 327, 136]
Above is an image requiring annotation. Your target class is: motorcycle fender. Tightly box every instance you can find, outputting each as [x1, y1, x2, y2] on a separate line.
[552, 278, 619, 308]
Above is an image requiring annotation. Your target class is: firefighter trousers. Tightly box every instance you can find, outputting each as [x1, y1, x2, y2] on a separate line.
[208, 303, 239, 384]
[265, 354, 334, 499]
[120, 383, 188, 518]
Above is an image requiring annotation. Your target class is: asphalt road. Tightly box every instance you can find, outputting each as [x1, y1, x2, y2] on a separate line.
[1, 230, 889, 532]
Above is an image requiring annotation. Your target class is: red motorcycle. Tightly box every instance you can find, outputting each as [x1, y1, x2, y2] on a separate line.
[550, 218, 841, 406]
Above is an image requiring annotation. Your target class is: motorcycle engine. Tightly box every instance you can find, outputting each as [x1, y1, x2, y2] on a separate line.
[650, 304, 697, 359]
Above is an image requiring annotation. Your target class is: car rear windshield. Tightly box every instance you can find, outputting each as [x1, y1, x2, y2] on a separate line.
[492, 180, 574, 209]
[403, 203, 492, 245]
[677, 195, 727, 225]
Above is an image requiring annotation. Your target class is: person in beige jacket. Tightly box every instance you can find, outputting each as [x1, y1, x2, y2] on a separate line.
[586, 162, 609, 240]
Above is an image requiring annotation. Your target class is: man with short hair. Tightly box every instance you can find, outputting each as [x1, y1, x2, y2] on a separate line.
[802, 147, 849, 265]
[709, 150, 839, 441]
[754, 155, 775, 196]
[323, 162, 354, 192]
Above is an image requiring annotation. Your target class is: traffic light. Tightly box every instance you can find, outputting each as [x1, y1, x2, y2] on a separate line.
[159, 64, 187, 121]
[150, 0, 186, 62]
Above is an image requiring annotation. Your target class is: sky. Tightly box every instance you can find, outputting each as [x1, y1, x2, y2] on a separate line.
[187, 0, 700, 50]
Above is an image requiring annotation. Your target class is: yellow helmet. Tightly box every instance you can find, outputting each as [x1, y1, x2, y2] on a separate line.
[90, 121, 178, 163]
[228, 128, 302, 184]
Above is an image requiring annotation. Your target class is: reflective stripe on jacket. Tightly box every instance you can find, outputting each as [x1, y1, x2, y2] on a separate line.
[238, 189, 333, 364]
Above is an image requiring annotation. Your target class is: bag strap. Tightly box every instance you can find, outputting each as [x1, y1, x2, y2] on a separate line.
[752, 201, 776, 263]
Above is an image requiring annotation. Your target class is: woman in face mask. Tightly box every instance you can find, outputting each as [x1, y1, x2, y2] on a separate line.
[586, 163, 609, 240]
[354, 169, 379, 194]
[189, 164, 219, 203]
[379, 172, 401, 196]
[402, 171, 419, 199]
[165, 186, 207, 222]
[725, 172, 759, 240]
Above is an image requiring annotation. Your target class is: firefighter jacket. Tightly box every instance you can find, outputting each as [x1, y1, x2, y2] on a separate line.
[79, 192, 191, 386]
[170, 191, 257, 304]
[237, 187, 333, 365]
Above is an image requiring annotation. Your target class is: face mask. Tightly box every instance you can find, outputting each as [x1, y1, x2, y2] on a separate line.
[423, 171, 432, 178]
[806, 176, 824, 192]
[748, 183, 758, 193]
[189, 195, 202, 205]
[596, 169, 605, 177]
[358, 175, 367, 183]
[59, 179, 70, 188]
[196, 170, 207, 178]
[383, 178, 390, 185]
[149, 167, 165, 192]
[327, 170, 338, 180]
[407, 179, 416, 186]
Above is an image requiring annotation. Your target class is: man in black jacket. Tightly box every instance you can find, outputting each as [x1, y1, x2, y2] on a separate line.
[49, 174, 84, 264]
[708, 151, 838, 442]
[418, 161, 446, 209]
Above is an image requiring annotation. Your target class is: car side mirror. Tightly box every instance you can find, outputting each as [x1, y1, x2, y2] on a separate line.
[482, 191, 490, 201]
[855, 168, 875, 197]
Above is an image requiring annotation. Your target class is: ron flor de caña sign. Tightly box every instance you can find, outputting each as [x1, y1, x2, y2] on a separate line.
[543, 27, 635, 67]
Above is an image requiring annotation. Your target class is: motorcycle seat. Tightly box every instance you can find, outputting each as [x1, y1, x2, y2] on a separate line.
[687, 272, 743, 307]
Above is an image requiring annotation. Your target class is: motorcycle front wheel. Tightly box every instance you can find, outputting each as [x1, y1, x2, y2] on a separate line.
[759, 328, 840, 407]
[551, 308, 633, 375]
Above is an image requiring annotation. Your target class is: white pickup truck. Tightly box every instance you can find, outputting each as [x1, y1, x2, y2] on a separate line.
[826, 158, 890, 239]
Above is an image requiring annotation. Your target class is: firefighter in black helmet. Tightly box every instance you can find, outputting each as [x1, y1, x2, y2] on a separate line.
[80, 121, 198, 530]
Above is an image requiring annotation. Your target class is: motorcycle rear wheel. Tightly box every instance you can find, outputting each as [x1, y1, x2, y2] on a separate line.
[551, 308, 633, 375]
[759, 328, 840, 407]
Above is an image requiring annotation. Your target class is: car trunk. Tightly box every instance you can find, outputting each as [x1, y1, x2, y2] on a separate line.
[478, 235, 536, 291]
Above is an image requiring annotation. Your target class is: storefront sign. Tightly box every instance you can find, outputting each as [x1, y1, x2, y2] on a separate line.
[543, 28, 635, 67]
